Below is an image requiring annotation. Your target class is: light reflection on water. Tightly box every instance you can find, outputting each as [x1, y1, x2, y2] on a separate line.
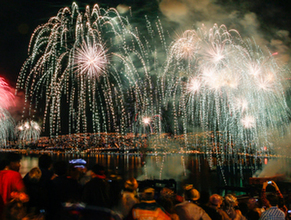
[18, 154, 256, 194]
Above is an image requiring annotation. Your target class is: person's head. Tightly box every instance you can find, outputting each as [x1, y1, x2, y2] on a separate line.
[28, 167, 42, 183]
[68, 165, 81, 180]
[209, 194, 223, 208]
[199, 191, 210, 205]
[69, 158, 87, 178]
[247, 198, 258, 210]
[141, 187, 155, 201]
[91, 164, 106, 177]
[38, 154, 52, 170]
[124, 178, 138, 192]
[267, 194, 279, 206]
[54, 161, 68, 176]
[7, 153, 22, 172]
[0, 154, 8, 170]
[184, 186, 200, 202]
[160, 188, 174, 199]
[225, 194, 238, 208]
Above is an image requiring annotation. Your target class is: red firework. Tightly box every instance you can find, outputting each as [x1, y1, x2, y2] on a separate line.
[0, 77, 15, 109]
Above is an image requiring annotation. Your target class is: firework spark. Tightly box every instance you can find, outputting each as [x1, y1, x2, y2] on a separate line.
[241, 115, 256, 129]
[0, 111, 15, 146]
[16, 2, 290, 161]
[164, 24, 290, 156]
[16, 120, 41, 144]
[74, 40, 108, 79]
[0, 77, 15, 109]
[16, 3, 135, 136]
[0, 77, 15, 146]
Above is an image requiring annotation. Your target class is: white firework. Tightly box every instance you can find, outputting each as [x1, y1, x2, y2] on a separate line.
[16, 120, 41, 144]
[74, 40, 108, 79]
[0, 110, 15, 147]
[164, 24, 290, 156]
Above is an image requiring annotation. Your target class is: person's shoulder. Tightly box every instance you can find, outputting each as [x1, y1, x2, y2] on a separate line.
[260, 210, 267, 219]
[123, 191, 135, 199]
[262, 207, 285, 217]
[131, 201, 145, 209]
[278, 208, 286, 216]
[84, 177, 102, 187]
[5, 170, 21, 176]
[175, 201, 187, 207]
[201, 205, 215, 213]
[175, 201, 198, 210]
[0, 170, 22, 180]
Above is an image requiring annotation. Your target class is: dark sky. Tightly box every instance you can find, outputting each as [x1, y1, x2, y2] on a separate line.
[0, 0, 290, 87]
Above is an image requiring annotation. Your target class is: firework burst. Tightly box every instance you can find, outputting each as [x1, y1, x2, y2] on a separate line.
[0, 77, 15, 109]
[0, 111, 15, 146]
[16, 2, 290, 162]
[0, 77, 15, 146]
[16, 120, 41, 144]
[74, 40, 108, 79]
[16, 3, 135, 137]
[163, 24, 290, 159]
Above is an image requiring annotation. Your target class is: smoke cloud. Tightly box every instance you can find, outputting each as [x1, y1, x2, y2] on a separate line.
[116, 4, 131, 14]
[137, 155, 188, 181]
[157, 0, 291, 65]
[8, 90, 25, 123]
[137, 137, 189, 181]
[254, 124, 291, 177]
[253, 159, 291, 178]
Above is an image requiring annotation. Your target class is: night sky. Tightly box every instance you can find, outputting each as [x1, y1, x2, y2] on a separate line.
[1, 0, 291, 87]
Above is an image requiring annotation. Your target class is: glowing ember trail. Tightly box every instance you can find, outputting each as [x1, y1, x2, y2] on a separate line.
[0, 77, 15, 146]
[15, 3, 290, 165]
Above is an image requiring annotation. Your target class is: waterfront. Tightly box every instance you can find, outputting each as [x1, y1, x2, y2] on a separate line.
[17, 153, 261, 195]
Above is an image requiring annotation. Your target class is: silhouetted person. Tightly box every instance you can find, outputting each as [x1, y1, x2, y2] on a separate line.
[260, 194, 285, 220]
[261, 180, 287, 217]
[53, 161, 82, 204]
[223, 194, 246, 220]
[0, 153, 26, 217]
[113, 177, 139, 219]
[66, 164, 83, 202]
[205, 194, 228, 220]
[0, 153, 25, 202]
[23, 167, 42, 215]
[175, 185, 211, 220]
[245, 198, 260, 220]
[35, 154, 54, 219]
[38, 154, 53, 183]
[82, 164, 111, 208]
[128, 187, 171, 220]
[158, 188, 179, 220]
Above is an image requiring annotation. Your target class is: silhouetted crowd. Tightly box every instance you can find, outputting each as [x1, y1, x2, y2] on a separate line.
[0, 152, 289, 220]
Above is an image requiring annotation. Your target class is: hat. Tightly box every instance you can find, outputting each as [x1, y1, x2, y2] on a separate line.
[183, 184, 193, 191]
[225, 194, 238, 205]
[247, 198, 258, 208]
[144, 187, 155, 194]
[209, 194, 223, 206]
[160, 188, 174, 198]
[185, 188, 200, 201]
[141, 187, 155, 200]
[248, 198, 257, 205]
[69, 159, 87, 165]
